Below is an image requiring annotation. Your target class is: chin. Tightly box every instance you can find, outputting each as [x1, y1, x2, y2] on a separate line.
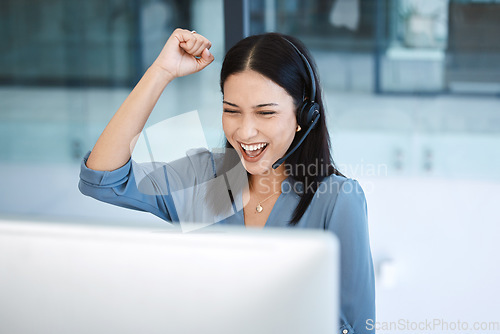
[240, 158, 277, 176]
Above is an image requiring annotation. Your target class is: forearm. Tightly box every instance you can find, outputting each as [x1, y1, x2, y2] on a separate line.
[86, 64, 174, 171]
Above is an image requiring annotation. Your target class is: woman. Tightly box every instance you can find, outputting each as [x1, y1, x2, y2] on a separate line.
[79, 28, 375, 333]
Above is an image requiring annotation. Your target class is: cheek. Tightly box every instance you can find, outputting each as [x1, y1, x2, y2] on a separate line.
[222, 117, 239, 147]
[221, 116, 231, 136]
[267, 120, 296, 154]
[277, 117, 297, 142]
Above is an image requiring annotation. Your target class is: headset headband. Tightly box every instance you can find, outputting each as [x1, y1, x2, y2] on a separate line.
[281, 37, 316, 104]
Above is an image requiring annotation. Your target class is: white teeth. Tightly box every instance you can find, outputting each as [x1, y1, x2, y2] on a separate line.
[240, 143, 267, 151]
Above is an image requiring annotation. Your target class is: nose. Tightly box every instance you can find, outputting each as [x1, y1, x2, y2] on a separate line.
[238, 114, 258, 140]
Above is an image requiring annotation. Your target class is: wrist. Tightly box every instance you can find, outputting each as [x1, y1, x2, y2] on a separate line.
[149, 62, 176, 84]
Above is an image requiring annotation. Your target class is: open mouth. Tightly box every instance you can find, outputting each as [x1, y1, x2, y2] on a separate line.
[240, 142, 268, 159]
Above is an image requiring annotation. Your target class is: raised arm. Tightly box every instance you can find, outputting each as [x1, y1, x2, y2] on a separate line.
[86, 28, 214, 171]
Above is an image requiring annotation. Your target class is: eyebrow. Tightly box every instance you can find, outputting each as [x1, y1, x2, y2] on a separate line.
[223, 101, 279, 108]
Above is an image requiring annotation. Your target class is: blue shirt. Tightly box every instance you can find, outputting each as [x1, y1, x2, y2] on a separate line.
[79, 148, 375, 333]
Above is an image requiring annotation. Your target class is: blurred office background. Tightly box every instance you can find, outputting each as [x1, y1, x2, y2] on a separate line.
[1, 0, 499, 330]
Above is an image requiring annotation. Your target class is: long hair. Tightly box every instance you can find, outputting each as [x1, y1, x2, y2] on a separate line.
[220, 33, 344, 225]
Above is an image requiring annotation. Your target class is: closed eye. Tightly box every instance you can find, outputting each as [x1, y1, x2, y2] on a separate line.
[223, 109, 240, 114]
[258, 111, 276, 116]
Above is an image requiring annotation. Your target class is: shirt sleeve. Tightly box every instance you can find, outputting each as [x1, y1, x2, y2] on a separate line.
[78, 151, 177, 222]
[326, 179, 376, 334]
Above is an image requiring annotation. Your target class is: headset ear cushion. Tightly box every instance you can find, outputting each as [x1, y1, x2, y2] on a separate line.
[297, 101, 310, 128]
[298, 101, 320, 126]
[298, 101, 320, 129]
[307, 102, 320, 126]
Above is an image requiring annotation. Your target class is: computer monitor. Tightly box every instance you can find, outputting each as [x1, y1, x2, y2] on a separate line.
[0, 219, 339, 334]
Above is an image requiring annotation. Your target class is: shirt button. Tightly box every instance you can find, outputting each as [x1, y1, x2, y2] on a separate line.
[343, 329, 348, 334]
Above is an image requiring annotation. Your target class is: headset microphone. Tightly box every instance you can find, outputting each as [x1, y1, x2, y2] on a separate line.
[272, 37, 320, 170]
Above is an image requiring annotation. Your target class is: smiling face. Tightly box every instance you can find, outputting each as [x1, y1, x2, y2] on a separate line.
[222, 70, 298, 176]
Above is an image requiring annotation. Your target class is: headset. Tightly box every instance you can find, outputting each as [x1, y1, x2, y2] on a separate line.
[272, 37, 321, 169]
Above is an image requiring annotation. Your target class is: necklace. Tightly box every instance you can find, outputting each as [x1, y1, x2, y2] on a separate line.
[255, 189, 281, 213]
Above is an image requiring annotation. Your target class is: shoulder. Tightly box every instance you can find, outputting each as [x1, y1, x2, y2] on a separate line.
[184, 147, 214, 169]
[185, 147, 212, 160]
[321, 173, 363, 192]
[313, 174, 365, 206]
[318, 174, 367, 232]
[160, 147, 217, 181]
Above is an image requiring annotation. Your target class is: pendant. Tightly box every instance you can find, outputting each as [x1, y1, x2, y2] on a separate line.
[256, 204, 263, 213]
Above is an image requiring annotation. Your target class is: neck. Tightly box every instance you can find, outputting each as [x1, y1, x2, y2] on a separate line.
[248, 165, 288, 195]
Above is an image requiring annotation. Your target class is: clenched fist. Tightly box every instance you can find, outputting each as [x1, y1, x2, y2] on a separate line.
[153, 28, 215, 80]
